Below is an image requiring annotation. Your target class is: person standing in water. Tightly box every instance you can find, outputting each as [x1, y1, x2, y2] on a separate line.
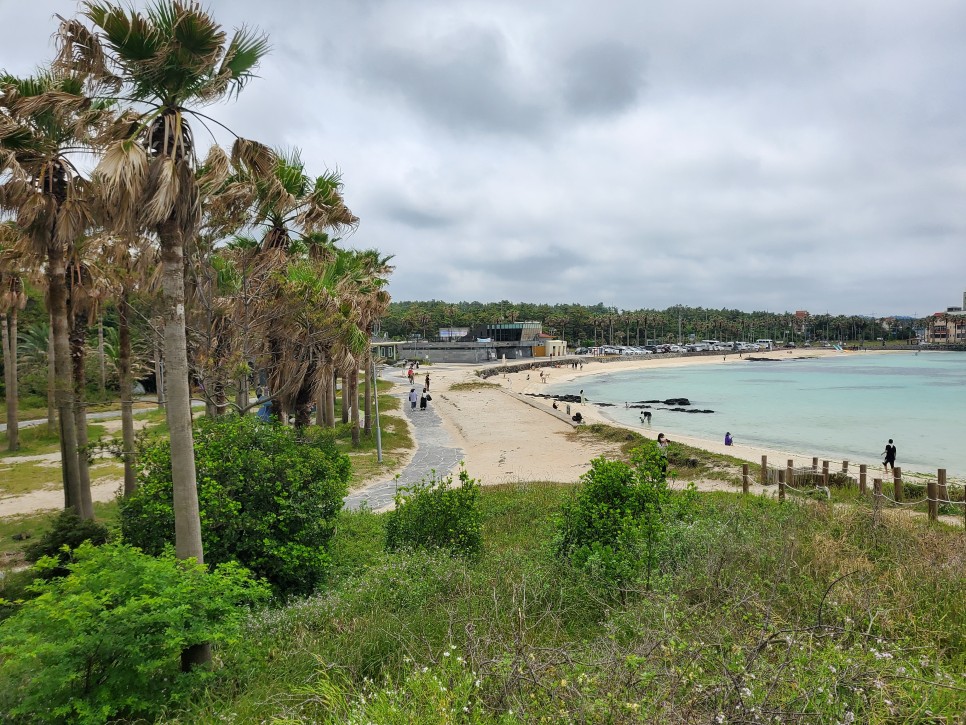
[883, 439, 897, 472]
[724, 432, 733, 446]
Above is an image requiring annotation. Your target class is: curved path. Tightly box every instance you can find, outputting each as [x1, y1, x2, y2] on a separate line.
[343, 388, 464, 511]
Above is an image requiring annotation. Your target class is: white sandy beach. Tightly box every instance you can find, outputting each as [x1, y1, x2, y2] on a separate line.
[412, 349, 946, 488]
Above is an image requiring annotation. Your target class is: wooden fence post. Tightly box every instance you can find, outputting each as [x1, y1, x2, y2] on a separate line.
[742, 463, 749, 494]
[893, 467, 902, 502]
[812, 456, 819, 472]
[927, 479, 938, 522]
[779, 473, 786, 502]
[822, 460, 829, 487]
[873, 478, 882, 512]
[761, 455, 768, 485]
[859, 464, 867, 495]
[787, 459, 794, 492]
[937, 468, 948, 505]
[842, 460, 849, 474]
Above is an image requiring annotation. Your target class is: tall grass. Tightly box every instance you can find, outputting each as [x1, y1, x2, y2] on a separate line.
[168, 486, 966, 723]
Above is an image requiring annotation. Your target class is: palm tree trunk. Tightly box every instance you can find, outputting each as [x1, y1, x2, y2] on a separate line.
[48, 246, 84, 516]
[363, 352, 372, 437]
[159, 225, 205, 564]
[350, 366, 360, 446]
[325, 365, 336, 427]
[2, 310, 18, 451]
[341, 372, 349, 424]
[315, 389, 325, 426]
[98, 315, 106, 400]
[70, 309, 95, 520]
[154, 337, 165, 408]
[119, 290, 137, 496]
[47, 323, 56, 435]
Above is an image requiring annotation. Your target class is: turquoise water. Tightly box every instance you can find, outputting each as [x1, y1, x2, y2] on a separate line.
[549, 352, 966, 476]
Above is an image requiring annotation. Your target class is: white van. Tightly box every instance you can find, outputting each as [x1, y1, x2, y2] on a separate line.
[756, 339, 774, 351]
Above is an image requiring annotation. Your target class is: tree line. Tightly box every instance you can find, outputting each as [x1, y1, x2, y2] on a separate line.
[381, 300, 922, 347]
[0, 1, 391, 667]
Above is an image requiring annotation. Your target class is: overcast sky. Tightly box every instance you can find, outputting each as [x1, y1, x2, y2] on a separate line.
[4, 0, 966, 316]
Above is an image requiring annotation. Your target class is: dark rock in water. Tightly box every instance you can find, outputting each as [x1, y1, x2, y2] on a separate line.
[596, 402, 614, 407]
[746, 357, 779, 362]
[664, 398, 690, 406]
[525, 393, 582, 403]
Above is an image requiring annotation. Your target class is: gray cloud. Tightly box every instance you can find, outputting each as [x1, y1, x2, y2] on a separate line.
[5, 0, 966, 316]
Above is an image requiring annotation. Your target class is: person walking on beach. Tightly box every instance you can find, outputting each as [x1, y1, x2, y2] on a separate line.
[408, 387, 419, 410]
[883, 438, 897, 471]
[420, 387, 429, 411]
[424, 373, 430, 391]
[724, 432, 733, 446]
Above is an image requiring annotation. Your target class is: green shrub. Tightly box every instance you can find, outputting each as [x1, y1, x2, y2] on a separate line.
[24, 510, 110, 574]
[120, 415, 351, 596]
[0, 542, 268, 724]
[385, 467, 482, 558]
[554, 443, 694, 589]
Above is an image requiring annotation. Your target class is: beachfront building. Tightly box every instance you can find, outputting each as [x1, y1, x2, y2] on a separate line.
[924, 308, 966, 345]
[393, 321, 568, 363]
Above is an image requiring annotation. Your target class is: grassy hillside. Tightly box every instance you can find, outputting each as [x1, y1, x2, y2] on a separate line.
[168, 483, 966, 723]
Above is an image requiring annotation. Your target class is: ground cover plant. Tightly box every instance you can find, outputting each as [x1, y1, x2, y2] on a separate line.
[164, 462, 965, 723]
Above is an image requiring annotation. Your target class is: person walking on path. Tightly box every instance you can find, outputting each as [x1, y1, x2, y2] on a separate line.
[657, 433, 670, 474]
[408, 387, 419, 410]
[425, 373, 430, 391]
[420, 387, 430, 411]
[883, 438, 897, 472]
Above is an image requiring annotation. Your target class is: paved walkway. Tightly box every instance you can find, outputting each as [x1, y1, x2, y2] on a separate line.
[343, 390, 464, 511]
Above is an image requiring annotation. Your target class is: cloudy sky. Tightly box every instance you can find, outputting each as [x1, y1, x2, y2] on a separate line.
[4, 0, 966, 316]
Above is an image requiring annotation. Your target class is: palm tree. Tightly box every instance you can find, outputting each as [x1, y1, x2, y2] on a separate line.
[0, 226, 29, 451]
[58, 2, 269, 666]
[66, 238, 109, 506]
[100, 233, 155, 494]
[218, 149, 358, 427]
[0, 71, 102, 517]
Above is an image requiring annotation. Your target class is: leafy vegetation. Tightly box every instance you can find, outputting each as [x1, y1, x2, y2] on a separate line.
[121, 415, 351, 596]
[0, 543, 268, 724]
[554, 444, 695, 590]
[24, 510, 110, 572]
[385, 466, 483, 558]
[162, 480, 964, 723]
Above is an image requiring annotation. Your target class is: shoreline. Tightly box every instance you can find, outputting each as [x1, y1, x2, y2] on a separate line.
[495, 349, 957, 482]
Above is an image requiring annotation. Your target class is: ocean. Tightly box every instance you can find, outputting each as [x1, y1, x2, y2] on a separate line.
[548, 351, 966, 477]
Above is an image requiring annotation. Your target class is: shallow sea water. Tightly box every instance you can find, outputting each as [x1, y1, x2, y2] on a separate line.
[549, 352, 966, 476]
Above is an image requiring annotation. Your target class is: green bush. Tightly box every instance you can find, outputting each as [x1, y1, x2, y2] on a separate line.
[554, 443, 694, 589]
[120, 415, 351, 596]
[385, 467, 482, 558]
[0, 542, 268, 724]
[24, 510, 110, 574]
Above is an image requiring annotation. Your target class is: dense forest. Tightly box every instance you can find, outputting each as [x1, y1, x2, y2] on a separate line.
[379, 300, 923, 346]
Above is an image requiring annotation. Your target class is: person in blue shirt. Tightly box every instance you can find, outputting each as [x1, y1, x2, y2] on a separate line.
[724, 432, 733, 446]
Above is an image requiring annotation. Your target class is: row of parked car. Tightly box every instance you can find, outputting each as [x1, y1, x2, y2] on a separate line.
[574, 340, 794, 356]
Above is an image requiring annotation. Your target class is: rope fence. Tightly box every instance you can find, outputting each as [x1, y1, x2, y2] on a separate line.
[746, 456, 966, 527]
